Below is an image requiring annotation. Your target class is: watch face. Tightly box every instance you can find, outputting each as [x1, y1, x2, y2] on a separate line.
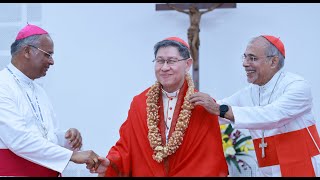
[220, 105, 228, 112]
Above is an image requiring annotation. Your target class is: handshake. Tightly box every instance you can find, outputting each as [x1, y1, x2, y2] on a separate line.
[65, 129, 110, 176]
[70, 150, 110, 176]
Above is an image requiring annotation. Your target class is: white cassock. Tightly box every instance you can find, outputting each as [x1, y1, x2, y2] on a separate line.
[218, 70, 320, 177]
[0, 63, 74, 174]
[161, 88, 179, 143]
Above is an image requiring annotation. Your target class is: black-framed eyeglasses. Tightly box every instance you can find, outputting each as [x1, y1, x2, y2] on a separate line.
[242, 54, 274, 63]
[28, 44, 53, 59]
[152, 57, 188, 65]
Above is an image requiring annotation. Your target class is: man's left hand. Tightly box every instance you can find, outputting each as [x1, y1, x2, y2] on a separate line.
[65, 128, 82, 150]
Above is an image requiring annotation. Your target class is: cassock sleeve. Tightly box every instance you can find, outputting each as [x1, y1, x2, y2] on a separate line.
[226, 80, 313, 129]
[55, 129, 74, 150]
[48, 102, 72, 149]
[105, 98, 135, 176]
[0, 84, 73, 173]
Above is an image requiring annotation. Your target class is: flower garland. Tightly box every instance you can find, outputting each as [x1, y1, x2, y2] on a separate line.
[146, 73, 195, 163]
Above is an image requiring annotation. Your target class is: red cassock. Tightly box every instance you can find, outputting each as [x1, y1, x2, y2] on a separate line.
[105, 81, 228, 177]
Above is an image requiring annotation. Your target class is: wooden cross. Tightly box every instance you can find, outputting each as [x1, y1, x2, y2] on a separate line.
[156, 3, 236, 90]
[259, 130, 267, 158]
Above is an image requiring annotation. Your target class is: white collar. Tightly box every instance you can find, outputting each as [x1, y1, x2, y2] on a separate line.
[7, 63, 34, 88]
[161, 88, 179, 98]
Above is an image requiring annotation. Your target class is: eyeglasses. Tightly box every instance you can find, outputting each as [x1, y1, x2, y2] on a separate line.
[28, 44, 53, 59]
[152, 58, 188, 65]
[242, 54, 274, 63]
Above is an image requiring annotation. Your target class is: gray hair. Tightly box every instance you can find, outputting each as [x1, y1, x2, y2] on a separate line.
[153, 40, 190, 59]
[250, 36, 285, 70]
[10, 35, 42, 56]
[263, 38, 285, 69]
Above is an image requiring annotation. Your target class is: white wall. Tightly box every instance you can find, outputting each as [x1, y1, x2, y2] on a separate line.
[1, 3, 320, 176]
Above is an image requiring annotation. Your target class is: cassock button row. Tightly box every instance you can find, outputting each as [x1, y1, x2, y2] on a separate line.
[168, 117, 171, 120]
[169, 107, 172, 110]
[170, 98, 173, 100]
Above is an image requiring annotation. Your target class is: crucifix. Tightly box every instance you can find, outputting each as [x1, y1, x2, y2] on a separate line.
[156, 3, 236, 90]
[259, 131, 267, 158]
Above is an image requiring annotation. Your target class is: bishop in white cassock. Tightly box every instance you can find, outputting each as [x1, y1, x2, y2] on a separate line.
[0, 24, 100, 176]
[189, 35, 320, 177]
[0, 63, 74, 175]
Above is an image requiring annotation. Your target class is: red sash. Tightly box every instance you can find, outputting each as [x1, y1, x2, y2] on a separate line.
[253, 125, 320, 177]
[0, 149, 59, 177]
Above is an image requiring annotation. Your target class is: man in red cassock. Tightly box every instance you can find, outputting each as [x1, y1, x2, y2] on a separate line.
[90, 37, 228, 177]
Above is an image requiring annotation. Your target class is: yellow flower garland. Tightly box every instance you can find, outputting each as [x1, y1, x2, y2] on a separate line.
[146, 73, 195, 163]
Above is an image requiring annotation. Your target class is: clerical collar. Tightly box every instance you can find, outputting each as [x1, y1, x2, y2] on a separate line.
[258, 70, 284, 91]
[161, 88, 180, 98]
[7, 63, 33, 87]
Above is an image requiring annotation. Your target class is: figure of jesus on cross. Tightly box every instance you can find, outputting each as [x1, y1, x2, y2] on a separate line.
[166, 3, 222, 72]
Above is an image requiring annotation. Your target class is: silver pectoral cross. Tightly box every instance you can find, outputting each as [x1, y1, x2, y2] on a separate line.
[259, 131, 267, 158]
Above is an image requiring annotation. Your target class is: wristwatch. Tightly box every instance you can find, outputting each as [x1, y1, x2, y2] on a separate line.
[219, 105, 229, 118]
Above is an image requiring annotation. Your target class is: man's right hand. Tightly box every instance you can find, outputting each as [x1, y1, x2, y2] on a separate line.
[189, 92, 220, 115]
[70, 150, 100, 170]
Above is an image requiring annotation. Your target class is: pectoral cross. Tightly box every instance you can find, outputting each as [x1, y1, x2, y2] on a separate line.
[259, 130, 267, 158]
[166, 130, 169, 143]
